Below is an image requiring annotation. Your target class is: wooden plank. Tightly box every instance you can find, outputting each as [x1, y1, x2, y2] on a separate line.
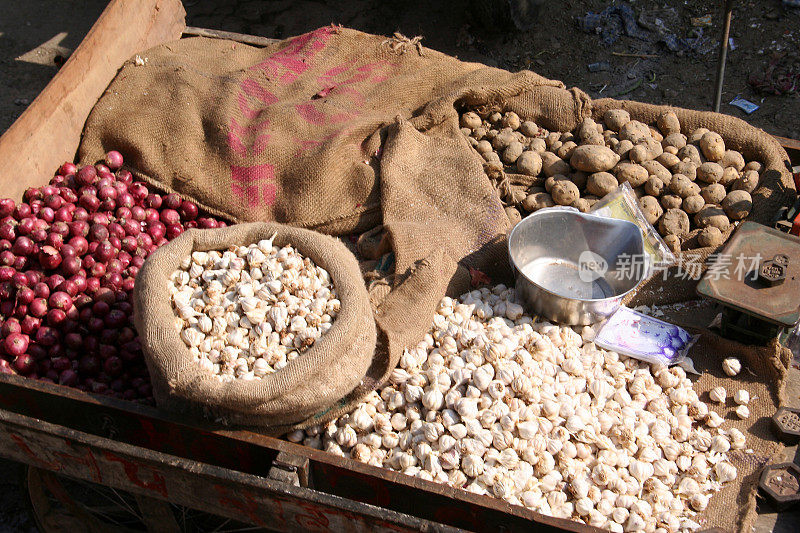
[0, 409, 457, 533]
[0, 374, 588, 532]
[0, 0, 186, 202]
[774, 135, 800, 166]
[183, 26, 279, 47]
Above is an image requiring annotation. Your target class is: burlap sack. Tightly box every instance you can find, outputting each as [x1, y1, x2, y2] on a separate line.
[132, 222, 376, 427]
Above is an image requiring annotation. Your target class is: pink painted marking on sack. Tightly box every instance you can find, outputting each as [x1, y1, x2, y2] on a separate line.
[295, 103, 355, 126]
[231, 164, 277, 207]
[241, 79, 278, 105]
[228, 119, 271, 157]
[249, 27, 335, 84]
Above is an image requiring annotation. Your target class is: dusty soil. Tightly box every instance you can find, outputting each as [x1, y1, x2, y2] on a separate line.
[184, 0, 800, 139]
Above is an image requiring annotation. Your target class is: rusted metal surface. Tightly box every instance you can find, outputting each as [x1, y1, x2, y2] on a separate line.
[697, 222, 800, 329]
[759, 463, 800, 512]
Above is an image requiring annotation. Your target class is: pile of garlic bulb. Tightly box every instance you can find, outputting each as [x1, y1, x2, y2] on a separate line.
[169, 236, 340, 381]
[291, 285, 746, 532]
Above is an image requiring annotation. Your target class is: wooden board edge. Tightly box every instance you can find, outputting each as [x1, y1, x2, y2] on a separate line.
[0, 0, 186, 202]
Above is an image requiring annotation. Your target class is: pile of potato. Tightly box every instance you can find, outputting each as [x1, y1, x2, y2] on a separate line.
[460, 109, 762, 251]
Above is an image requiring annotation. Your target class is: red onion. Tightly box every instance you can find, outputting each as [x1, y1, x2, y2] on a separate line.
[0, 251, 14, 267]
[12, 236, 34, 256]
[179, 200, 198, 221]
[45, 232, 64, 249]
[117, 170, 133, 185]
[129, 183, 148, 202]
[79, 193, 100, 212]
[88, 223, 109, 242]
[105, 151, 123, 170]
[13, 354, 35, 374]
[0, 266, 14, 281]
[59, 369, 78, 386]
[4, 333, 29, 357]
[48, 291, 72, 311]
[59, 162, 77, 176]
[14, 203, 31, 219]
[39, 246, 62, 270]
[33, 282, 50, 299]
[73, 207, 89, 221]
[46, 309, 66, 327]
[20, 316, 40, 335]
[0, 199, 16, 218]
[35, 327, 59, 346]
[145, 194, 162, 209]
[29, 298, 48, 318]
[1, 319, 21, 337]
[59, 256, 81, 277]
[45, 274, 65, 291]
[17, 286, 34, 305]
[12, 271, 29, 289]
[95, 163, 111, 175]
[76, 166, 97, 187]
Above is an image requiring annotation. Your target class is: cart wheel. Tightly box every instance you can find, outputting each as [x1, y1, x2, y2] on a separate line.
[26, 467, 268, 532]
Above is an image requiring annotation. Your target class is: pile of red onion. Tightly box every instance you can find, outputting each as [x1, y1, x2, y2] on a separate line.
[0, 151, 226, 401]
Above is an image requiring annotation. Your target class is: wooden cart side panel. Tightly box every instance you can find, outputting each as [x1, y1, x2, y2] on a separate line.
[0, 0, 186, 201]
[0, 409, 460, 533]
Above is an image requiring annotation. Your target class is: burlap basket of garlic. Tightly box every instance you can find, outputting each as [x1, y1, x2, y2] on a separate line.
[133, 221, 376, 427]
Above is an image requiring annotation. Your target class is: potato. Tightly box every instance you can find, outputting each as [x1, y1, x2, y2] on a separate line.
[641, 160, 672, 184]
[472, 127, 487, 140]
[733, 170, 759, 193]
[541, 152, 571, 177]
[619, 120, 651, 144]
[587, 172, 619, 197]
[649, 127, 664, 143]
[560, 131, 575, 143]
[663, 234, 681, 254]
[669, 174, 695, 198]
[657, 111, 681, 135]
[467, 137, 479, 147]
[661, 194, 682, 210]
[529, 138, 547, 153]
[701, 183, 726, 204]
[644, 177, 665, 197]
[615, 162, 649, 187]
[545, 132, 561, 150]
[656, 152, 681, 170]
[744, 161, 763, 173]
[570, 171, 588, 191]
[488, 112, 502, 124]
[572, 198, 591, 213]
[517, 151, 543, 176]
[460, 111, 482, 130]
[721, 190, 752, 220]
[659, 209, 691, 236]
[697, 226, 724, 248]
[696, 162, 724, 183]
[505, 206, 522, 226]
[556, 141, 578, 160]
[673, 160, 697, 181]
[603, 109, 631, 132]
[662, 132, 687, 150]
[502, 141, 524, 164]
[519, 121, 539, 137]
[578, 117, 604, 146]
[695, 206, 730, 232]
[522, 192, 555, 212]
[492, 130, 516, 151]
[682, 195, 705, 214]
[663, 146, 679, 156]
[483, 151, 501, 164]
[485, 129, 498, 141]
[570, 145, 620, 173]
[677, 145, 703, 166]
[460, 127, 472, 137]
[700, 132, 725, 161]
[688, 128, 710, 145]
[628, 144, 650, 164]
[551, 181, 580, 206]
[721, 150, 745, 171]
[545, 175, 569, 193]
[475, 140, 493, 155]
[639, 196, 664, 225]
[719, 166, 739, 187]
[614, 139, 634, 158]
[502, 112, 521, 130]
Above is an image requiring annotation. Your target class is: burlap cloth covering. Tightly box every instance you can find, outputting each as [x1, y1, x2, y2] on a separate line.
[80, 27, 797, 532]
[133, 222, 376, 427]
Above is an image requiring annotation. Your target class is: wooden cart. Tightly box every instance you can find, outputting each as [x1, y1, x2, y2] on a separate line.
[0, 1, 796, 531]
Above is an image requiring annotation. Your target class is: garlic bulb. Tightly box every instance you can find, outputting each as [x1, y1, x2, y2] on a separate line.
[709, 386, 727, 404]
[721, 357, 741, 377]
[733, 389, 749, 406]
[294, 285, 746, 532]
[735, 405, 750, 419]
[170, 239, 338, 380]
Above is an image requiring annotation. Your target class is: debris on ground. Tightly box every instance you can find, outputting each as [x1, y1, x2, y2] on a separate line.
[749, 52, 800, 96]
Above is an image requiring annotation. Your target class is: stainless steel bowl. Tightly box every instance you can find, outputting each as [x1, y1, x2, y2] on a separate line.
[508, 208, 646, 325]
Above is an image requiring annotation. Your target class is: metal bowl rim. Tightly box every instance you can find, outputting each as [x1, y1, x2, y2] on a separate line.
[507, 209, 647, 303]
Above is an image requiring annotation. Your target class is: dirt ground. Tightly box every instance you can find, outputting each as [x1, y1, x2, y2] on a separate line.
[0, 0, 799, 531]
